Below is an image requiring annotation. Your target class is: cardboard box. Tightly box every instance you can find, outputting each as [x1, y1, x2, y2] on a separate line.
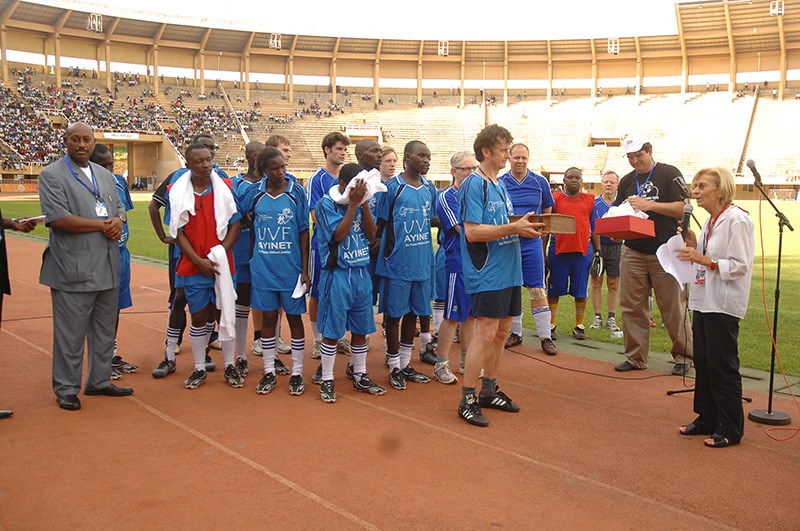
[595, 215, 655, 240]
[508, 213, 576, 234]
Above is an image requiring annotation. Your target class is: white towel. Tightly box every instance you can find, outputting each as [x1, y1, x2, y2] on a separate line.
[208, 244, 236, 342]
[328, 168, 387, 206]
[168, 170, 238, 240]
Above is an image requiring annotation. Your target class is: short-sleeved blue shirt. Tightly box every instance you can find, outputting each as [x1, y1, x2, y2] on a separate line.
[458, 172, 522, 294]
[113, 174, 133, 248]
[249, 180, 309, 291]
[231, 174, 262, 267]
[375, 174, 437, 281]
[307, 167, 337, 250]
[436, 185, 463, 274]
[499, 170, 554, 252]
[316, 195, 371, 269]
[593, 195, 618, 247]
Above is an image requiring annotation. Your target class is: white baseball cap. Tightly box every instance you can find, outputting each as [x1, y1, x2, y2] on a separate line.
[623, 134, 649, 154]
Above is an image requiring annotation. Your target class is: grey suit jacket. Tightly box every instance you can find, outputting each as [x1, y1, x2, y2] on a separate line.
[38, 157, 123, 292]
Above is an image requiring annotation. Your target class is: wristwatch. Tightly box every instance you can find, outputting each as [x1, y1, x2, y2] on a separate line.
[708, 259, 718, 271]
[118, 213, 127, 224]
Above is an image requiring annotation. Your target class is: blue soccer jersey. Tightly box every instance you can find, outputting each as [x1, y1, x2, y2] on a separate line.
[307, 167, 337, 250]
[376, 174, 437, 281]
[113, 173, 133, 248]
[436, 185, 463, 275]
[593, 195, 616, 247]
[458, 173, 522, 294]
[231, 174, 262, 268]
[316, 195, 371, 269]
[249, 180, 309, 291]
[500, 170, 554, 249]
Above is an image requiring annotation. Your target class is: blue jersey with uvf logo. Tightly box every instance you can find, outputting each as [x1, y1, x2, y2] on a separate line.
[231, 174, 261, 267]
[458, 172, 522, 294]
[316, 195, 371, 269]
[249, 180, 309, 291]
[376, 174, 437, 281]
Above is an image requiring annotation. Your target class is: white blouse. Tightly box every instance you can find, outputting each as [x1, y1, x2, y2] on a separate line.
[688, 205, 755, 319]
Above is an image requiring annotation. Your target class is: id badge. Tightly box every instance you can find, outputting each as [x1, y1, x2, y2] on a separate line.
[95, 200, 109, 218]
[694, 266, 706, 285]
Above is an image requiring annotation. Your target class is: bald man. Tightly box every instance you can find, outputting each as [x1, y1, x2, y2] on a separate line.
[39, 122, 134, 411]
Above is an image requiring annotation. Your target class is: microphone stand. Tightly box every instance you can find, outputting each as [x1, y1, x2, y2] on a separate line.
[747, 179, 793, 425]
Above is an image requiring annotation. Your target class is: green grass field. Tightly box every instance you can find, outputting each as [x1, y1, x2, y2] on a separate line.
[3, 197, 798, 374]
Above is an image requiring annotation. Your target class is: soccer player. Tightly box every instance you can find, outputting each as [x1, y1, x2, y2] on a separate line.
[499, 143, 557, 355]
[306, 132, 351, 359]
[434, 150, 480, 384]
[315, 163, 385, 402]
[589, 170, 622, 332]
[246, 147, 309, 395]
[376, 140, 438, 390]
[150, 134, 225, 377]
[545, 167, 600, 341]
[457, 124, 543, 427]
[89, 144, 139, 379]
[230, 140, 265, 379]
[166, 143, 242, 390]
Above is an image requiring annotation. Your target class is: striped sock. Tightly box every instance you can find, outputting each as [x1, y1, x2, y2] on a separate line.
[189, 325, 207, 371]
[386, 351, 400, 371]
[351, 342, 368, 375]
[260, 336, 276, 375]
[291, 337, 305, 376]
[320, 342, 337, 381]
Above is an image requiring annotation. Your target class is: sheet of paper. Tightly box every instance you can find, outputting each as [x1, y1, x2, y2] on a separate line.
[656, 234, 695, 289]
[291, 274, 308, 299]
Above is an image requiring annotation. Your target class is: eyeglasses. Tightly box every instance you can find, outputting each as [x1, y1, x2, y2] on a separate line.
[453, 166, 478, 172]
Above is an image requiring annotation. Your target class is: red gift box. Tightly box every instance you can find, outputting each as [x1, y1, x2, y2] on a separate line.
[595, 215, 655, 240]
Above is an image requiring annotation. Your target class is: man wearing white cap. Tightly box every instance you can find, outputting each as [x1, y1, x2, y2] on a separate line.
[612, 135, 693, 375]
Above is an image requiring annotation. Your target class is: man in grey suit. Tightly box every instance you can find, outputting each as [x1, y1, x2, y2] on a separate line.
[39, 122, 134, 411]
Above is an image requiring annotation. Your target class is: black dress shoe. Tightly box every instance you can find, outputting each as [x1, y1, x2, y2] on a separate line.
[84, 384, 134, 397]
[0, 409, 13, 419]
[57, 395, 81, 410]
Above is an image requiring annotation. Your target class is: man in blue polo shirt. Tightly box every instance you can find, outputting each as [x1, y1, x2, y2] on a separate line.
[457, 125, 543, 428]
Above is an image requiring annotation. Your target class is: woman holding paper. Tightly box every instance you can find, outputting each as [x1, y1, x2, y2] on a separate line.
[677, 167, 754, 448]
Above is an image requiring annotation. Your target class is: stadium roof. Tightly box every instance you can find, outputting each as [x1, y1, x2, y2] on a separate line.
[1, 0, 797, 57]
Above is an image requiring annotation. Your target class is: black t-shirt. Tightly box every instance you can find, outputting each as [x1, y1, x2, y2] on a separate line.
[614, 162, 684, 254]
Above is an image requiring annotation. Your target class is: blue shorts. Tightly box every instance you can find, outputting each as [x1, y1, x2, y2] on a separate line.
[318, 267, 376, 339]
[379, 277, 433, 319]
[434, 247, 446, 301]
[547, 252, 591, 299]
[520, 239, 547, 289]
[444, 272, 471, 323]
[118, 246, 132, 310]
[235, 262, 251, 284]
[309, 249, 322, 298]
[251, 287, 306, 315]
[176, 274, 219, 314]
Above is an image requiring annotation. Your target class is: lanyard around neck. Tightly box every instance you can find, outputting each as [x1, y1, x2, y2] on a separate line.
[65, 157, 99, 199]
[635, 163, 656, 197]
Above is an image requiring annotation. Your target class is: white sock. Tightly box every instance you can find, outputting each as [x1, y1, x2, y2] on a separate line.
[165, 327, 180, 362]
[310, 321, 321, 342]
[321, 342, 336, 380]
[351, 343, 368, 375]
[399, 342, 413, 369]
[261, 336, 276, 375]
[189, 325, 207, 371]
[386, 352, 400, 371]
[235, 305, 249, 361]
[221, 339, 234, 367]
[533, 306, 552, 339]
[432, 301, 445, 334]
[291, 337, 304, 376]
[511, 314, 523, 336]
[420, 332, 432, 352]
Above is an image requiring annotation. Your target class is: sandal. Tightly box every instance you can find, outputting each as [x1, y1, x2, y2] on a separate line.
[679, 423, 713, 436]
[704, 434, 737, 448]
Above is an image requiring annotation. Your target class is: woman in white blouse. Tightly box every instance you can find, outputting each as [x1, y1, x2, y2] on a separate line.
[677, 167, 754, 448]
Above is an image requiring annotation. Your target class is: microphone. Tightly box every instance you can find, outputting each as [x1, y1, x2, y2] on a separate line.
[682, 202, 693, 242]
[746, 159, 762, 184]
[673, 175, 691, 199]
